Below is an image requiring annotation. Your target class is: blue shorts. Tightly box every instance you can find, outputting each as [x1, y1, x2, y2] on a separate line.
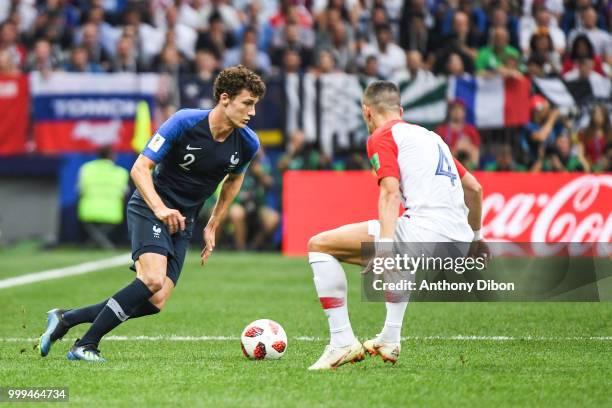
[126, 195, 193, 286]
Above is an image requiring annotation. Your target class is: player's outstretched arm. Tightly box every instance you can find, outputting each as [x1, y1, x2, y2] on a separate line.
[378, 177, 402, 240]
[201, 172, 246, 266]
[460, 170, 490, 263]
[460, 171, 483, 235]
[131, 154, 185, 234]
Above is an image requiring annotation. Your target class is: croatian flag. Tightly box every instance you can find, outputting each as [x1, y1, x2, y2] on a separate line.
[449, 75, 531, 128]
[30, 72, 160, 154]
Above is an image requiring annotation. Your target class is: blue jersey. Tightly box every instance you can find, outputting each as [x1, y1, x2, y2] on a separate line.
[133, 108, 259, 217]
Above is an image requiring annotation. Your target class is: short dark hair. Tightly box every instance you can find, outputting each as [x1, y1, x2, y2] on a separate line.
[362, 81, 401, 113]
[213, 65, 266, 102]
[98, 145, 113, 159]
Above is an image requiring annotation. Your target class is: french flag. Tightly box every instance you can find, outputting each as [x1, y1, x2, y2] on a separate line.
[449, 76, 531, 128]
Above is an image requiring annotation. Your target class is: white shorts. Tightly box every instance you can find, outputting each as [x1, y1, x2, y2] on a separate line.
[367, 217, 469, 259]
[367, 217, 454, 243]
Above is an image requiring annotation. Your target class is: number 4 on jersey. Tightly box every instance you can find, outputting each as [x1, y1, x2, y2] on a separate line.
[435, 144, 458, 186]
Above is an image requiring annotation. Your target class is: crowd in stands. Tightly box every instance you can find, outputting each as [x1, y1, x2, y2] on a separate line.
[0, 1, 611, 248]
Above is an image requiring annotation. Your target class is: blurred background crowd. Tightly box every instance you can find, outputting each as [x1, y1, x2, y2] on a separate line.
[0, 0, 611, 249]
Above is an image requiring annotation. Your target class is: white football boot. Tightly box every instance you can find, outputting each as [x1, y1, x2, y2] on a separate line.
[363, 335, 401, 364]
[308, 339, 365, 370]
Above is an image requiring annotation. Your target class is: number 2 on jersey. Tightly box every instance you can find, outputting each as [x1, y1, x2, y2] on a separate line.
[435, 144, 457, 186]
[179, 153, 195, 171]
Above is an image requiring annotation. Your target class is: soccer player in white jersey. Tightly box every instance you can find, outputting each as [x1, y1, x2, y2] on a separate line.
[307, 81, 486, 370]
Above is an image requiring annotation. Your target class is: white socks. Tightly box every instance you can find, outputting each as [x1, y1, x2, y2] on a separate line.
[309, 252, 356, 348]
[380, 301, 408, 343]
[309, 252, 408, 346]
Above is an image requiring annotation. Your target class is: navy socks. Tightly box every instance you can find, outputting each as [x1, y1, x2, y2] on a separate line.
[76, 279, 154, 347]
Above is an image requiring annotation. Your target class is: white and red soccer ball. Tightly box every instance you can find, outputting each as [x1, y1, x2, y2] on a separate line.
[240, 319, 287, 360]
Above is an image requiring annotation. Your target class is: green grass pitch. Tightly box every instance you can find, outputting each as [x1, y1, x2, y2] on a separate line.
[0, 247, 611, 407]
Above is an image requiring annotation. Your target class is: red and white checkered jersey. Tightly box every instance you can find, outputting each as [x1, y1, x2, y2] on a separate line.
[366, 119, 473, 242]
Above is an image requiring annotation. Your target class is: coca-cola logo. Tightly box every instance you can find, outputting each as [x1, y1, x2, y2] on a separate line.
[482, 175, 612, 256]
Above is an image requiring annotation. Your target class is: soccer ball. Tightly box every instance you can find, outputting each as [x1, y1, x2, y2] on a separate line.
[240, 319, 287, 360]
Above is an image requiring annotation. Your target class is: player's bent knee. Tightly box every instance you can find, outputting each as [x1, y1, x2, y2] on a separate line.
[307, 233, 326, 253]
[139, 274, 165, 293]
[308, 232, 340, 258]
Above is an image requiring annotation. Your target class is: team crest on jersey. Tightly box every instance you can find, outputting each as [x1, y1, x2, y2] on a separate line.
[152, 225, 162, 238]
[228, 152, 240, 170]
[370, 153, 380, 171]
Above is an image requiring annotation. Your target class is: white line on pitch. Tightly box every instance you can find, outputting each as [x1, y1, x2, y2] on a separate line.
[0, 254, 131, 290]
[1, 336, 612, 342]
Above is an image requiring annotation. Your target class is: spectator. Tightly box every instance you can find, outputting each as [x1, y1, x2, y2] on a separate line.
[227, 149, 280, 251]
[24, 38, 60, 73]
[521, 95, 564, 169]
[360, 24, 405, 79]
[578, 104, 612, 172]
[63, 45, 103, 72]
[178, 49, 218, 109]
[0, 21, 26, 69]
[122, 7, 164, 65]
[520, 4, 566, 56]
[237, 42, 270, 76]
[313, 49, 338, 74]
[313, 0, 361, 28]
[79, 22, 111, 71]
[399, 10, 429, 56]
[567, 6, 612, 60]
[0, 0, 37, 34]
[562, 34, 608, 77]
[526, 53, 548, 78]
[436, 99, 481, 169]
[278, 129, 331, 172]
[437, 0, 486, 41]
[196, 11, 236, 59]
[316, 18, 356, 72]
[110, 35, 146, 73]
[281, 48, 303, 74]
[360, 54, 381, 81]
[528, 28, 561, 75]
[483, 4, 519, 50]
[560, 0, 593, 34]
[224, 26, 271, 74]
[81, 5, 121, 57]
[270, 22, 314, 69]
[199, 0, 243, 33]
[484, 144, 527, 171]
[28, 1, 75, 51]
[0, 49, 19, 74]
[151, 42, 190, 76]
[475, 27, 522, 77]
[163, 3, 197, 61]
[362, 5, 390, 44]
[534, 134, 587, 172]
[269, 0, 313, 30]
[394, 50, 433, 82]
[431, 11, 478, 75]
[176, 0, 205, 31]
[444, 52, 468, 76]
[77, 146, 129, 250]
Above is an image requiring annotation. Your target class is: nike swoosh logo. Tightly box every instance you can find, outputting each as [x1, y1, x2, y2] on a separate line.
[186, 145, 202, 150]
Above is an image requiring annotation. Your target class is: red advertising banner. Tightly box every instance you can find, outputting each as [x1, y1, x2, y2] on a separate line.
[282, 171, 612, 256]
[0, 74, 29, 155]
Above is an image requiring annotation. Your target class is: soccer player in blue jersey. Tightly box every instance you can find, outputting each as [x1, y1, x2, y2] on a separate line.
[39, 65, 266, 362]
